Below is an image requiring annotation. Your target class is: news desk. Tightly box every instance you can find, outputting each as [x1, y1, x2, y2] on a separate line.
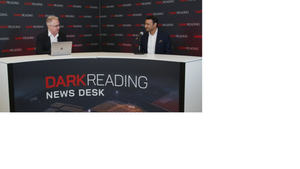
[0, 52, 202, 112]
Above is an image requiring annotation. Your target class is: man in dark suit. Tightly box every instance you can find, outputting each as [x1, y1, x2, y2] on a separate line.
[36, 15, 67, 54]
[140, 15, 172, 54]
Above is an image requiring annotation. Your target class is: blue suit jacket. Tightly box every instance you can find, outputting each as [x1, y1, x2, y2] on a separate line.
[140, 29, 172, 54]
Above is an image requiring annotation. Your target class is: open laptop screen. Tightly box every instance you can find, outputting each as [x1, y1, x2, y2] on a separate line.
[50, 41, 73, 56]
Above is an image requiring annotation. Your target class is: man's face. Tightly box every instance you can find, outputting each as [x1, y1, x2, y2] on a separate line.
[145, 19, 157, 32]
[47, 19, 60, 35]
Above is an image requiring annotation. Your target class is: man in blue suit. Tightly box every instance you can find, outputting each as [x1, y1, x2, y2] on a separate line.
[140, 15, 172, 54]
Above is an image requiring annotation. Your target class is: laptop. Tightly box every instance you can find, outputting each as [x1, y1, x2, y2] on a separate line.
[50, 41, 73, 56]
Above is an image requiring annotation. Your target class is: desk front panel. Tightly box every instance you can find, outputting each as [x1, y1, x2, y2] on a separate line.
[8, 58, 185, 112]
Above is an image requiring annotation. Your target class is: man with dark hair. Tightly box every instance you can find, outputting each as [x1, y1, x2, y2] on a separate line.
[140, 15, 172, 54]
[36, 15, 67, 54]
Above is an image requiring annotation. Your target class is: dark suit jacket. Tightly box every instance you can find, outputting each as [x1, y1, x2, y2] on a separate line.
[36, 30, 67, 54]
[140, 29, 172, 54]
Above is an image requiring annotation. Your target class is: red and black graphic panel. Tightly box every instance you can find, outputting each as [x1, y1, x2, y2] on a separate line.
[8, 58, 185, 112]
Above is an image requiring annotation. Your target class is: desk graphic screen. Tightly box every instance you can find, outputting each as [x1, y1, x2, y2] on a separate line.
[8, 58, 185, 112]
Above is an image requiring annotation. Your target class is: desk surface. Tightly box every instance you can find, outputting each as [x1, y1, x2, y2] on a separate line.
[0, 52, 202, 64]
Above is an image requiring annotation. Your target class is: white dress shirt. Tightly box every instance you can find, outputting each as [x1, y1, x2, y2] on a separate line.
[147, 28, 158, 54]
[48, 30, 59, 44]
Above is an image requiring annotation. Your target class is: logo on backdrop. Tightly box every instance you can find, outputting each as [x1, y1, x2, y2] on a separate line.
[86, 43, 98, 46]
[38, 14, 55, 17]
[72, 44, 83, 47]
[118, 43, 131, 47]
[127, 13, 143, 17]
[102, 5, 114, 8]
[147, 12, 164, 16]
[0, 25, 21, 29]
[118, 3, 132, 7]
[110, 14, 124, 18]
[24, 2, 43, 6]
[86, 25, 98, 28]
[0, 13, 9, 16]
[0, 1, 19, 5]
[169, 11, 189, 15]
[66, 35, 76, 38]
[102, 43, 115, 46]
[178, 46, 199, 51]
[179, 23, 201, 26]
[79, 15, 92, 18]
[27, 47, 36, 51]
[26, 25, 44, 28]
[156, 0, 175, 4]
[79, 34, 92, 37]
[0, 37, 9, 41]
[118, 24, 132, 27]
[1, 48, 22, 53]
[170, 35, 188, 38]
[102, 24, 115, 27]
[127, 34, 139, 37]
[135, 2, 152, 6]
[85, 6, 98, 9]
[60, 15, 75, 18]
[15, 36, 34, 40]
[110, 34, 123, 36]
[157, 23, 174, 27]
[47, 4, 63, 7]
[67, 5, 82, 8]
[14, 14, 34, 17]
[135, 24, 145, 27]
[68, 25, 82, 28]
